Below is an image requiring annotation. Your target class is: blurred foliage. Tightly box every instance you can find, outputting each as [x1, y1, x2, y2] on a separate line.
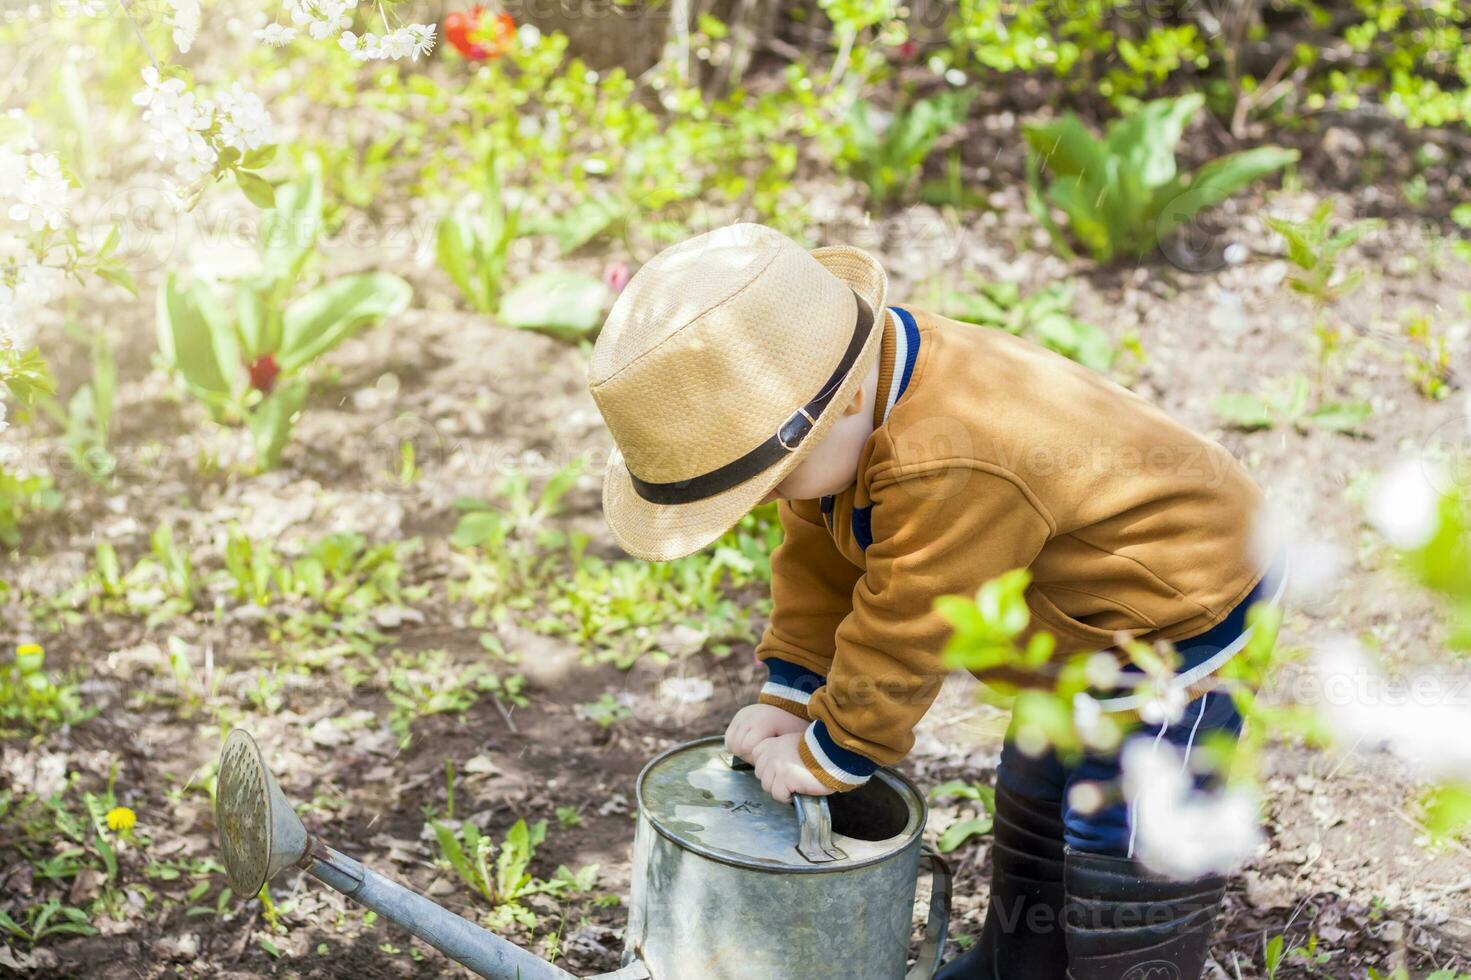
[937, 0, 1471, 127]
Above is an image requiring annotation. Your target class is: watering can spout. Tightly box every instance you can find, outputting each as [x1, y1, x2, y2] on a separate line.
[214, 729, 646, 980]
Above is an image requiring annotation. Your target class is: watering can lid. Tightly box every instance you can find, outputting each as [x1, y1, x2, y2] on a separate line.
[635, 737, 925, 872]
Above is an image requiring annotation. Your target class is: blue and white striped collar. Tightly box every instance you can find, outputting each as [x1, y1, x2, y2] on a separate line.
[880, 307, 921, 425]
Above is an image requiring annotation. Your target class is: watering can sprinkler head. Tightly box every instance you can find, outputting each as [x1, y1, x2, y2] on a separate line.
[217, 729, 312, 897]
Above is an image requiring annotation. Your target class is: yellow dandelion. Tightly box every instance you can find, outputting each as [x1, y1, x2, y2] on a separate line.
[16, 643, 43, 657]
[105, 806, 137, 833]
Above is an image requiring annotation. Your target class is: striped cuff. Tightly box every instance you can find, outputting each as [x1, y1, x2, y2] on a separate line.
[758, 658, 826, 719]
[798, 720, 879, 791]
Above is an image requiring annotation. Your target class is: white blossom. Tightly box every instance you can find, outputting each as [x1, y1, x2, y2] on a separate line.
[0, 261, 62, 351]
[1252, 498, 1344, 600]
[292, 0, 355, 40]
[339, 30, 381, 61]
[0, 395, 7, 435]
[133, 69, 275, 193]
[403, 23, 436, 58]
[1072, 693, 1113, 749]
[1367, 458, 1441, 550]
[255, 23, 297, 46]
[215, 84, 274, 153]
[1122, 739, 1263, 879]
[168, 0, 202, 52]
[1139, 683, 1187, 727]
[1314, 638, 1471, 783]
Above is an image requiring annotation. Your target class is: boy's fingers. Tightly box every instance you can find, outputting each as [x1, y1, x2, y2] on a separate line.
[724, 720, 746, 755]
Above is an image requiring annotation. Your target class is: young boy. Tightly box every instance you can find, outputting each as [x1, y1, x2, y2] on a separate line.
[587, 223, 1271, 980]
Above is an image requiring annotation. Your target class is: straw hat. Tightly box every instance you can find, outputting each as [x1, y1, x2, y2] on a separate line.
[589, 223, 888, 561]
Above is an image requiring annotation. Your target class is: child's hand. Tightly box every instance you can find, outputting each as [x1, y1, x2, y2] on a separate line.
[724, 703, 809, 762]
[751, 732, 834, 803]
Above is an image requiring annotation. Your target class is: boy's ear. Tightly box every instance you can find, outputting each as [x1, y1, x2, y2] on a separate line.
[842, 386, 865, 417]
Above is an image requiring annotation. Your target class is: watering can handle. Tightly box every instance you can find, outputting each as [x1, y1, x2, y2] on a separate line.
[720, 751, 846, 864]
[906, 845, 953, 979]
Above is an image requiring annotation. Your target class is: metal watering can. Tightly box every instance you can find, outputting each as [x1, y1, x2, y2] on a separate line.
[215, 731, 951, 979]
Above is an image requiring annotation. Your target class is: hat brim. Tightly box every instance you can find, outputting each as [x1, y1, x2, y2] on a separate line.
[601, 244, 889, 561]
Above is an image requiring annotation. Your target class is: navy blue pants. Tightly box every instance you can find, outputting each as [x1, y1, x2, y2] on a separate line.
[996, 580, 1267, 857]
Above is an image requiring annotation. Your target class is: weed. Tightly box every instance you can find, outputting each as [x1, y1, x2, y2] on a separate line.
[0, 643, 90, 735]
[927, 780, 997, 853]
[1025, 94, 1296, 262]
[575, 693, 632, 730]
[1266, 201, 1381, 306]
[844, 90, 972, 205]
[929, 277, 1123, 372]
[429, 816, 596, 931]
[1402, 312, 1454, 401]
[1213, 373, 1372, 435]
[385, 648, 528, 747]
[436, 158, 520, 314]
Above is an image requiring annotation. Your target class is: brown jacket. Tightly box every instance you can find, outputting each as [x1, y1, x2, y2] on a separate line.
[755, 307, 1265, 792]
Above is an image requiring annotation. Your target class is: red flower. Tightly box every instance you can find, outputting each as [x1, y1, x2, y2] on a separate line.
[444, 7, 516, 61]
[247, 354, 279, 393]
[897, 39, 917, 60]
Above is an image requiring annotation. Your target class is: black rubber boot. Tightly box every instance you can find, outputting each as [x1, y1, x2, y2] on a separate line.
[935, 784, 1069, 980]
[1063, 849, 1227, 980]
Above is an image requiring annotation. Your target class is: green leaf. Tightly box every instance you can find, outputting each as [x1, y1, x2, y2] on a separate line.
[95, 263, 137, 296]
[1023, 115, 1104, 179]
[1104, 93, 1202, 189]
[278, 273, 412, 373]
[235, 280, 272, 359]
[1155, 147, 1299, 241]
[245, 379, 308, 470]
[241, 144, 277, 170]
[938, 816, 994, 853]
[499, 271, 611, 342]
[435, 213, 480, 310]
[1308, 401, 1372, 433]
[260, 157, 323, 283]
[1213, 392, 1275, 430]
[236, 170, 277, 209]
[1418, 782, 1471, 835]
[155, 275, 239, 403]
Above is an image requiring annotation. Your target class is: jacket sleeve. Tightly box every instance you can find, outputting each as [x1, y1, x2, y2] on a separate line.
[755, 498, 864, 719]
[800, 466, 1053, 790]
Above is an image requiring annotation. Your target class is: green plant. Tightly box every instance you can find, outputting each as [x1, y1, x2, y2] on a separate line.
[1401, 312, 1453, 401]
[0, 467, 62, 551]
[576, 693, 632, 730]
[1266, 202, 1381, 305]
[155, 158, 412, 469]
[43, 328, 116, 481]
[436, 159, 521, 314]
[0, 900, 97, 943]
[429, 816, 595, 930]
[1025, 95, 1297, 263]
[385, 648, 527, 747]
[927, 780, 997, 853]
[930, 277, 1122, 372]
[844, 90, 973, 205]
[1, 643, 89, 736]
[1213, 373, 1372, 435]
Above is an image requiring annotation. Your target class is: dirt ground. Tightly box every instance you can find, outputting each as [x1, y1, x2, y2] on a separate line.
[5, 106, 1471, 978]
